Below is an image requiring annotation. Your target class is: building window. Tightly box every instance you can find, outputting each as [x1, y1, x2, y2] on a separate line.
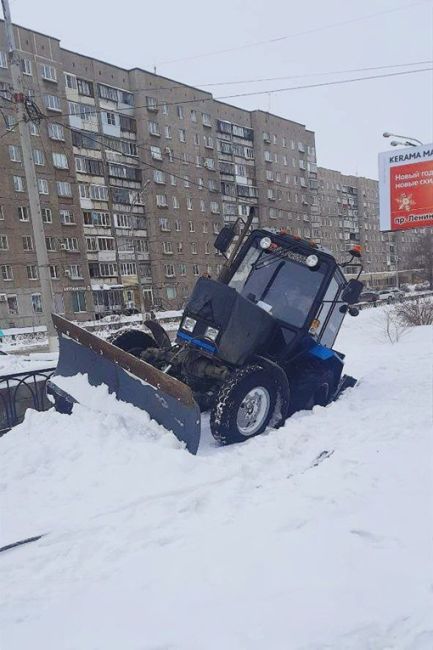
[43, 94, 61, 111]
[173, 196, 180, 209]
[102, 111, 117, 126]
[114, 213, 131, 228]
[187, 197, 193, 210]
[68, 265, 82, 279]
[27, 265, 39, 280]
[179, 128, 186, 142]
[164, 264, 175, 277]
[60, 210, 75, 225]
[146, 96, 158, 111]
[31, 293, 42, 313]
[71, 290, 86, 313]
[7, 294, 18, 314]
[175, 220, 181, 232]
[163, 241, 173, 254]
[29, 122, 40, 136]
[177, 105, 184, 119]
[135, 239, 148, 252]
[45, 236, 56, 251]
[179, 263, 186, 276]
[191, 241, 197, 253]
[164, 125, 172, 139]
[177, 241, 183, 253]
[1, 265, 13, 280]
[21, 60, 33, 77]
[18, 206, 29, 221]
[40, 207, 52, 223]
[52, 152, 69, 169]
[50, 265, 59, 279]
[202, 113, 212, 127]
[120, 262, 136, 276]
[0, 235, 8, 250]
[159, 218, 170, 232]
[156, 194, 168, 207]
[41, 64, 57, 82]
[9, 145, 21, 162]
[63, 237, 79, 251]
[150, 146, 162, 160]
[97, 237, 114, 251]
[210, 202, 220, 214]
[46, 123, 64, 141]
[0, 51, 8, 68]
[148, 121, 160, 136]
[37, 178, 49, 195]
[192, 264, 199, 276]
[77, 78, 93, 97]
[22, 235, 33, 251]
[57, 181, 72, 197]
[32, 149, 45, 166]
[153, 170, 165, 184]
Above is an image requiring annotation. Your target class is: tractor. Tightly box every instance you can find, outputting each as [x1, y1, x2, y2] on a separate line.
[48, 209, 363, 454]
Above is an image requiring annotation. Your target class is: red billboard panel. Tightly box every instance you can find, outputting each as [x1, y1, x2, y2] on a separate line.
[379, 145, 433, 231]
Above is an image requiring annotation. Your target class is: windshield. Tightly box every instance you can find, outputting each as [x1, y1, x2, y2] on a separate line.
[229, 238, 328, 328]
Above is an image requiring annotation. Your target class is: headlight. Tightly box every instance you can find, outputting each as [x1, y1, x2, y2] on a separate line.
[182, 316, 196, 333]
[205, 326, 219, 341]
[306, 254, 319, 268]
[260, 236, 272, 250]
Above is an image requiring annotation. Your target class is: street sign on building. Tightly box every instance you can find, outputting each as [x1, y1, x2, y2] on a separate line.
[379, 143, 433, 231]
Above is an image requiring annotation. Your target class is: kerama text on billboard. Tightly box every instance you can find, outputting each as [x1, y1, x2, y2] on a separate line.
[379, 144, 433, 231]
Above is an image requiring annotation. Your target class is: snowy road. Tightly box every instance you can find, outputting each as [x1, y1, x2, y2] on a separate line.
[1, 308, 432, 649]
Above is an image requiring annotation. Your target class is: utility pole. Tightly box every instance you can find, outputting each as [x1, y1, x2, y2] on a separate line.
[1, 0, 57, 350]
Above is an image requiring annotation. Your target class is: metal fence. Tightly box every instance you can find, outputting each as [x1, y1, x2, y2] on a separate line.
[357, 291, 433, 311]
[0, 367, 56, 435]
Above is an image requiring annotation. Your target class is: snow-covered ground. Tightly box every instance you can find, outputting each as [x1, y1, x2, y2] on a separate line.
[1, 308, 432, 649]
[0, 351, 58, 375]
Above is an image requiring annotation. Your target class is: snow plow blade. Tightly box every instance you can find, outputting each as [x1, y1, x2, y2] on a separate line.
[48, 314, 201, 454]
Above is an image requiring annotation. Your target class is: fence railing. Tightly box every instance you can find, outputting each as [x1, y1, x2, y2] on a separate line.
[357, 290, 433, 310]
[0, 366, 56, 435]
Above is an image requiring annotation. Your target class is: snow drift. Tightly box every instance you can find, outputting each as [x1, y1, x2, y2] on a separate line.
[1, 308, 432, 649]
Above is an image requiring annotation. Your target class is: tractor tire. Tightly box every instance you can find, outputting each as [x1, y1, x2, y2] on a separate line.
[295, 362, 336, 411]
[109, 329, 155, 358]
[210, 364, 278, 446]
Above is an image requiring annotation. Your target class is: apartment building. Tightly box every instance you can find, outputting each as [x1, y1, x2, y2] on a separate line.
[317, 167, 421, 285]
[0, 21, 422, 329]
[0, 20, 319, 326]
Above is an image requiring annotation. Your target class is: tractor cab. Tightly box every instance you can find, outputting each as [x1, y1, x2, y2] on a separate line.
[179, 229, 362, 366]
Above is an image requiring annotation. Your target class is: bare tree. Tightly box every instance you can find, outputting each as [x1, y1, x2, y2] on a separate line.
[406, 229, 433, 288]
[396, 297, 433, 327]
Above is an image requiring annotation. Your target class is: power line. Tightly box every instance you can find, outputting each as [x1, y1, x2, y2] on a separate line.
[41, 116, 316, 227]
[156, 0, 433, 66]
[49, 66, 433, 121]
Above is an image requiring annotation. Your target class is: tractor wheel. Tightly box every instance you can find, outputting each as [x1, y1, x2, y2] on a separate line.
[210, 364, 278, 446]
[109, 329, 155, 358]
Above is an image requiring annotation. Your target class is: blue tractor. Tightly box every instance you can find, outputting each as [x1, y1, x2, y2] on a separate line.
[49, 210, 363, 454]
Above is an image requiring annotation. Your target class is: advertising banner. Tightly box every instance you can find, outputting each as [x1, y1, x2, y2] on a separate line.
[378, 144, 433, 231]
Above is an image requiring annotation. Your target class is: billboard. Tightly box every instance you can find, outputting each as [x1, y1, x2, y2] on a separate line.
[379, 143, 433, 231]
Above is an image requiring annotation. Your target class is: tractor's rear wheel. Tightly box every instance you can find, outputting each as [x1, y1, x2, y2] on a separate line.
[109, 329, 156, 358]
[210, 364, 278, 446]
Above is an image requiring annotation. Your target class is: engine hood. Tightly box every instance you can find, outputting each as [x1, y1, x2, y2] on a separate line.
[178, 277, 277, 366]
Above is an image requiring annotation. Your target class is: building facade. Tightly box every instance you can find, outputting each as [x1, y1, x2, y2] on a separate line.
[317, 168, 421, 286]
[0, 21, 420, 328]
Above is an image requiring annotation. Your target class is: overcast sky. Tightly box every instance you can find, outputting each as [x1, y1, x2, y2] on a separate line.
[9, 0, 433, 178]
